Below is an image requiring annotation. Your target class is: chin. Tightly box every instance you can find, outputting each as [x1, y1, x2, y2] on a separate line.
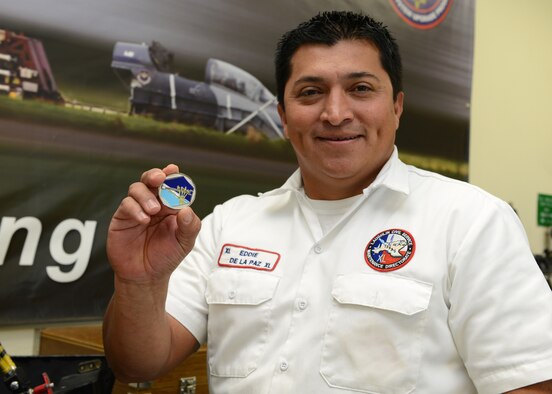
[320, 166, 361, 181]
[320, 159, 358, 175]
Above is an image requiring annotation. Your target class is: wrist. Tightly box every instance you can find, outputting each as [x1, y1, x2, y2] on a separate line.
[112, 275, 170, 313]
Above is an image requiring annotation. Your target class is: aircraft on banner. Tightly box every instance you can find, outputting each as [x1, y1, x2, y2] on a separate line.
[112, 41, 284, 140]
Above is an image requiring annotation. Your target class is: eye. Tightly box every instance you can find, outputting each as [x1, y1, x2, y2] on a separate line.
[298, 87, 321, 97]
[351, 84, 373, 93]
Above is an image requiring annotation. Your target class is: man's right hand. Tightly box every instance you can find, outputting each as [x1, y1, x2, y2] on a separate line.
[103, 164, 202, 382]
[107, 164, 201, 284]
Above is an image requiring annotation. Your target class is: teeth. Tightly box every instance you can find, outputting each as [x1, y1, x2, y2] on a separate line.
[318, 135, 358, 141]
[333, 136, 355, 141]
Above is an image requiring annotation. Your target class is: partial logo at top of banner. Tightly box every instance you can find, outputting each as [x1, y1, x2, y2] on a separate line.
[389, 0, 453, 30]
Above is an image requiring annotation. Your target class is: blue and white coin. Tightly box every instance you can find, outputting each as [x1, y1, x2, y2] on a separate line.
[158, 173, 196, 209]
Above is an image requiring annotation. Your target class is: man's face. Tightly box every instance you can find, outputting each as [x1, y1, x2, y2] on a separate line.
[278, 39, 404, 199]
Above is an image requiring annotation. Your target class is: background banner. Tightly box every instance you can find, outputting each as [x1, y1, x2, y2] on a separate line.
[0, 0, 474, 325]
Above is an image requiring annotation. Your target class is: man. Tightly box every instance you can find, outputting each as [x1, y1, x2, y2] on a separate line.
[103, 11, 552, 393]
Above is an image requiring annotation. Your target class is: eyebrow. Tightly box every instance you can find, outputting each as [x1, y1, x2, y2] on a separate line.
[292, 71, 380, 87]
[349, 71, 380, 81]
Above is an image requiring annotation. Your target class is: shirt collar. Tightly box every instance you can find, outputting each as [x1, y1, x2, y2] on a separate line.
[365, 146, 410, 196]
[260, 146, 410, 198]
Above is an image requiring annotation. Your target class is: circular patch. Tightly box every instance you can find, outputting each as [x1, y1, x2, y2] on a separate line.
[365, 229, 415, 272]
[136, 70, 152, 85]
[389, 0, 453, 30]
[158, 172, 196, 209]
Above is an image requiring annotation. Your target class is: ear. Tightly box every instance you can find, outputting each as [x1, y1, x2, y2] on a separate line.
[277, 103, 289, 139]
[393, 91, 404, 129]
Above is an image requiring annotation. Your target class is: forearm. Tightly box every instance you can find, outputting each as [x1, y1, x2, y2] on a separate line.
[103, 277, 175, 382]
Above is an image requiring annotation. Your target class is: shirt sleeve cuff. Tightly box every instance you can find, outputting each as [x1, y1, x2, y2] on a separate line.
[166, 296, 208, 345]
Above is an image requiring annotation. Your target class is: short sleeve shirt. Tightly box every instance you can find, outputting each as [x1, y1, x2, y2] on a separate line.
[166, 148, 552, 394]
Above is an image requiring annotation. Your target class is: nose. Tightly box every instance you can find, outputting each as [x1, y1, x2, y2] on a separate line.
[320, 89, 353, 126]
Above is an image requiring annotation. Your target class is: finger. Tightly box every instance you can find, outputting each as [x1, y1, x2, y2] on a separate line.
[162, 164, 180, 174]
[175, 207, 201, 255]
[139, 167, 167, 188]
[128, 181, 161, 216]
[112, 196, 151, 226]
[139, 165, 181, 186]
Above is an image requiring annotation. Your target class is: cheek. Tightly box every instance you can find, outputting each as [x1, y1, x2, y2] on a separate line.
[360, 104, 398, 132]
[286, 102, 320, 125]
[282, 111, 311, 139]
[286, 129, 307, 151]
[284, 124, 312, 158]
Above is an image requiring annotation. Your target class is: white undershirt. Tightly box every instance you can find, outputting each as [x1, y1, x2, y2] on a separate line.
[305, 194, 364, 235]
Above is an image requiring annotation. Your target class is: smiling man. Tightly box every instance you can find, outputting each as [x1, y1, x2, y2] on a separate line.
[278, 39, 403, 200]
[103, 11, 552, 394]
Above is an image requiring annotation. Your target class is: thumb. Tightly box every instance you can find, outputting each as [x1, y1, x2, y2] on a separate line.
[175, 207, 201, 255]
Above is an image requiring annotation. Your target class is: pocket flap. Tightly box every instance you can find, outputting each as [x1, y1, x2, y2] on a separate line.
[331, 273, 432, 316]
[206, 269, 280, 305]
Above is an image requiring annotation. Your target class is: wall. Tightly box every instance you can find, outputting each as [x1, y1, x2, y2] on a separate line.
[469, 0, 552, 254]
[0, 327, 39, 355]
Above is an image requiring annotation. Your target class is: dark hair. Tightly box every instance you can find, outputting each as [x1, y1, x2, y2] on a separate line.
[275, 11, 402, 108]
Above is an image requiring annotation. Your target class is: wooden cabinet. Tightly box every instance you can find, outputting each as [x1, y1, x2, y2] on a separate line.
[39, 325, 208, 394]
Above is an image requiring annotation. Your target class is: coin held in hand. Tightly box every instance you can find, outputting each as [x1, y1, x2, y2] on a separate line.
[158, 173, 196, 209]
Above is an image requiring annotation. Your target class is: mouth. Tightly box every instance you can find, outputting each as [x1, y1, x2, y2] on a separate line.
[316, 135, 363, 142]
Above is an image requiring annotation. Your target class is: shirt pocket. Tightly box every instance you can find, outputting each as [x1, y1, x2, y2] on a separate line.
[320, 273, 433, 394]
[205, 269, 280, 378]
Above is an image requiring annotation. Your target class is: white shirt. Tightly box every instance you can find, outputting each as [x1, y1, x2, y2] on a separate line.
[305, 193, 363, 235]
[167, 148, 552, 394]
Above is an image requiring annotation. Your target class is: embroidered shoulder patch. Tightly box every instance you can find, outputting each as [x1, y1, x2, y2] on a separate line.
[365, 229, 416, 272]
[218, 244, 280, 271]
[389, 0, 453, 30]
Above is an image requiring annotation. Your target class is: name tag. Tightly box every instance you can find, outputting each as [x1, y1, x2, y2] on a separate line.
[218, 244, 280, 271]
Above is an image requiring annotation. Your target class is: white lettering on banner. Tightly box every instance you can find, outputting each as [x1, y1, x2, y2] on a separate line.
[0, 216, 97, 283]
[218, 243, 280, 271]
[0, 216, 41, 266]
[47, 219, 97, 283]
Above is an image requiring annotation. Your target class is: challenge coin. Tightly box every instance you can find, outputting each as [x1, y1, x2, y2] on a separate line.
[158, 173, 196, 209]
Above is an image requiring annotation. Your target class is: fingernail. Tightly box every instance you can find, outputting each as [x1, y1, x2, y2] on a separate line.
[146, 199, 160, 210]
[182, 209, 193, 224]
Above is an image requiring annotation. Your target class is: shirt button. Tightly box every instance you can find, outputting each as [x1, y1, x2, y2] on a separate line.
[297, 299, 308, 311]
[314, 244, 322, 254]
[280, 360, 289, 371]
[228, 290, 236, 299]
